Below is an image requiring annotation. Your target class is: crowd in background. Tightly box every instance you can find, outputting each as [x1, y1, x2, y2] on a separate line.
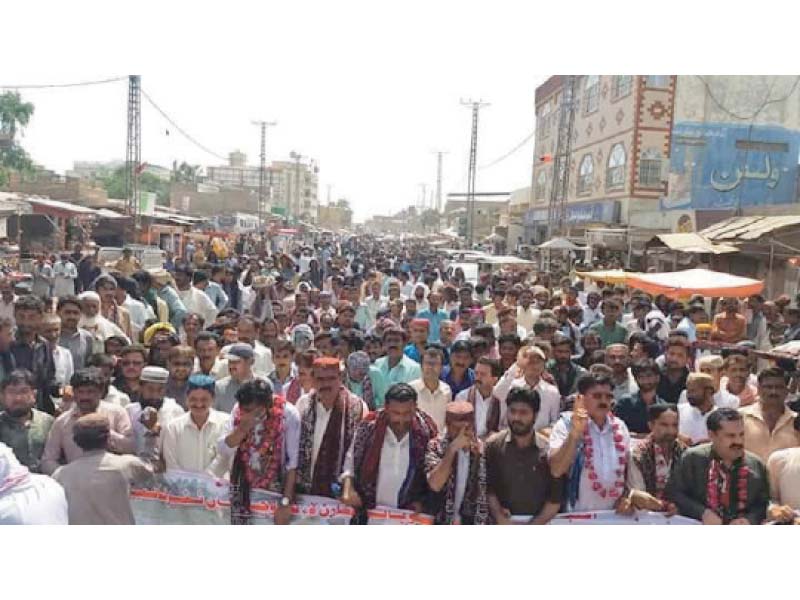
[1, 233, 800, 525]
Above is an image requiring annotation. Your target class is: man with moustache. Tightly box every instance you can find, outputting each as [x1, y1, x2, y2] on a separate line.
[485, 388, 564, 524]
[605, 344, 638, 403]
[657, 337, 691, 405]
[678, 373, 717, 445]
[456, 357, 502, 439]
[340, 382, 437, 524]
[425, 401, 490, 525]
[489, 346, 561, 435]
[217, 379, 301, 525]
[41, 368, 135, 475]
[57, 296, 95, 371]
[549, 373, 633, 512]
[372, 328, 422, 408]
[295, 357, 367, 498]
[0, 370, 54, 472]
[614, 359, 666, 436]
[628, 404, 685, 511]
[125, 366, 185, 464]
[162, 374, 231, 477]
[740, 367, 800, 462]
[516, 289, 540, 336]
[667, 408, 769, 524]
[546, 333, 587, 400]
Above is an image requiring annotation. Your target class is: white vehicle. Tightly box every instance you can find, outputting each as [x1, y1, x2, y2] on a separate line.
[97, 245, 166, 272]
[212, 213, 260, 235]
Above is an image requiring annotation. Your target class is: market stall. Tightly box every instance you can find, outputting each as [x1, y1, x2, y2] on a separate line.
[537, 237, 588, 273]
[625, 268, 764, 299]
[575, 269, 640, 285]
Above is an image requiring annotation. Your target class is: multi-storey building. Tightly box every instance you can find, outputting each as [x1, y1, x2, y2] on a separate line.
[527, 75, 800, 245]
[528, 75, 675, 242]
[205, 151, 318, 222]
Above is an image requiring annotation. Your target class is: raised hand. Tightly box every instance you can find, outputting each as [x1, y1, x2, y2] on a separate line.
[571, 396, 589, 438]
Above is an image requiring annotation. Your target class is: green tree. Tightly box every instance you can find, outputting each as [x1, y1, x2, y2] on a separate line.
[101, 166, 171, 205]
[0, 91, 35, 187]
[172, 161, 200, 184]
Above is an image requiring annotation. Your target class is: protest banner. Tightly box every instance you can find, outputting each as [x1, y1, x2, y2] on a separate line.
[131, 470, 352, 525]
[131, 471, 435, 525]
[507, 510, 699, 525]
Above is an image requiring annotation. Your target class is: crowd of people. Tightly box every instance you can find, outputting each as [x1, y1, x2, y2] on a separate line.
[1, 233, 800, 525]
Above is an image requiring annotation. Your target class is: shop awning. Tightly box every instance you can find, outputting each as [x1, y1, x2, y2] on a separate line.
[24, 197, 99, 217]
[575, 270, 640, 284]
[647, 233, 739, 254]
[625, 268, 764, 299]
[538, 237, 587, 251]
[700, 216, 800, 241]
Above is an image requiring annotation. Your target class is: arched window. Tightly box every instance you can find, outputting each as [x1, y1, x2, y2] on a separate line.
[612, 75, 632, 99]
[639, 148, 663, 187]
[607, 143, 626, 189]
[584, 75, 599, 114]
[578, 154, 594, 194]
[535, 170, 547, 199]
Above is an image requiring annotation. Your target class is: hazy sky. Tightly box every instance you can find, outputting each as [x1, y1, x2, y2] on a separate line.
[4, 2, 552, 222]
[5, 2, 787, 223]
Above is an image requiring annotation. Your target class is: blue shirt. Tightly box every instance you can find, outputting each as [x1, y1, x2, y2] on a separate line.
[403, 344, 423, 364]
[677, 317, 697, 344]
[440, 365, 475, 397]
[203, 281, 229, 310]
[372, 355, 423, 408]
[416, 308, 450, 344]
[158, 285, 187, 330]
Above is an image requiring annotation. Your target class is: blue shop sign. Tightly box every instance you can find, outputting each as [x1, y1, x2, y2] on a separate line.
[567, 200, 619, 224]
[526, 201, 619, 225]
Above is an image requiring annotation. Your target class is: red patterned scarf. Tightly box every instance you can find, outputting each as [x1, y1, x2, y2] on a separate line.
[230, 396, 286, 525]
[297, 387, 363, 496]
[353, 408, 437, 512]
[632, 436, 686, 499]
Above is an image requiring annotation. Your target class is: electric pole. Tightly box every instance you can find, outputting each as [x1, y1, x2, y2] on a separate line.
[460, 99, 490, 248]
[433, 151, 447, 213]
[290, 151, 304, 221]
[548, 76, 577, 240]
[125, 75, 142, 235]
[252, 120, 277, 229]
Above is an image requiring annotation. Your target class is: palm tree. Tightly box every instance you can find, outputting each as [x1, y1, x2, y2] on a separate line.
[0, 91, 35, 143]
[172, 161, 200, 183]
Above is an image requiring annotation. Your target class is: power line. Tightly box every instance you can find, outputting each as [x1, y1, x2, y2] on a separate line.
[0, 76, 127, 90]
[695, 75, 800, 121]
[478, 129, 535, 169]
[141, 88, 228, 161]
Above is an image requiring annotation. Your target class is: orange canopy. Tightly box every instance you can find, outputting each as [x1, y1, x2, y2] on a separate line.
[625, 268, 764, 299]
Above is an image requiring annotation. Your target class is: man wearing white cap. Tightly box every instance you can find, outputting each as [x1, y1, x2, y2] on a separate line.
[77, 291, 130, 354]
[489, 345, 562, 435]
[215, 344, 257, 413]
[125, 366, 185, 464]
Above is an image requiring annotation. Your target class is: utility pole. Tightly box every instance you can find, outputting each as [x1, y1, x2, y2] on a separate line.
[433, 151, 447, 213]
[547, 76, 577, 240]
[460, 99, 490, 248]
[252, 120, 277, 229]
[290, 151, 304, 221]
[125, 75, 142, 235]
